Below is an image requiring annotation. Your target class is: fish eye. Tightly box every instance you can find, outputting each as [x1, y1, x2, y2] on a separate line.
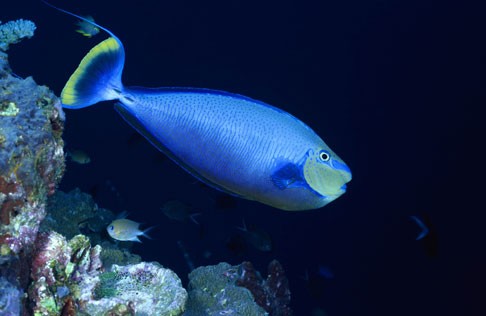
[319, 151, 330, 162]
[109, 225, 114, 231]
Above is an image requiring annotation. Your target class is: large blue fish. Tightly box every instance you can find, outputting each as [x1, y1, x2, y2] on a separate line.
[53, 5, 352, 211]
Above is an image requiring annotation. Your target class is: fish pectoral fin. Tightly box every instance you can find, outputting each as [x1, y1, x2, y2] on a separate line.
[271, 163, 305, 190]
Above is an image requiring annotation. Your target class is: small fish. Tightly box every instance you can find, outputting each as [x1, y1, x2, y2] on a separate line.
[161, 200, 200, 224]
[75, 16, 100, 37]
[412, 213, 439, 257]
[410, 215, 429, 240]
[48, 3, 352, 211]
[106, 216, 153, 242]
[237, 220, 272, 252]
[67, 149, 91, 164]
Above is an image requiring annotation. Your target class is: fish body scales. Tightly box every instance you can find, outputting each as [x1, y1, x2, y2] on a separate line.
[120, 88, 323, 210]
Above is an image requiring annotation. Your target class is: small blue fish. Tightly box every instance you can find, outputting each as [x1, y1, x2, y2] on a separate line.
[107, 217, 153, 242]
[47, 3, 352, 211]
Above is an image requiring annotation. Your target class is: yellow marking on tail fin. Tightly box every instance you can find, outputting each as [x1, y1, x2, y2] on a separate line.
[61, 37, 121, 106]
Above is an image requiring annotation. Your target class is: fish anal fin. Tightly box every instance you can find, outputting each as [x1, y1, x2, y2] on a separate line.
[131, 236, 142, 243]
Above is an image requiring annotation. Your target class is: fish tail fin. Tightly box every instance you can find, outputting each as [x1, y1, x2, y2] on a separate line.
[61, 36, 125, 109]
[236, 219, 248, 232]
[189, 213, 201, 225]
[141, 226, 156, 240]
[43, 1, 125, 109]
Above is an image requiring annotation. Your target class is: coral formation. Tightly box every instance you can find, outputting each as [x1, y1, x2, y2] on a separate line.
[98, 245, 141, 271]
[88, 262, 187, 316]
[0, 18, 65, 256]
[236, 261, 292, 316]
[28, 232, 186, 316]
[29, 232, 102, 316]
[185, 261, 292, 316]
[185, 262, 268, 315]
[40, 188, 142, 269]
[0, 19, 36, 52]
[0, 276, 22, 315]
[40, 188, 115, 242]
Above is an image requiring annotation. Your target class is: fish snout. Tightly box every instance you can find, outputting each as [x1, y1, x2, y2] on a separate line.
[340, 183, 347, 193]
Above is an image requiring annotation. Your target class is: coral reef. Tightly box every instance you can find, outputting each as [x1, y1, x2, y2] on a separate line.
[40, 188, 115, 242]
[236, 261, 292, 316]
[0, 18, 65, 257]
[185, 261, 292, 316]
[88, 262, 187, 316]
[98, 245, 141, 271]
[28, 232, 186, 316]
[184, 262, 268, 315]
[40, 188, 142, 270]
[0, 17, 64, 315]
[29, 232, 102, 316]
[0, 276, 22, 315]
[0, 19, 36, 52]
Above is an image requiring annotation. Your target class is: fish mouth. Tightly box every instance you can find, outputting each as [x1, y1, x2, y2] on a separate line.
[340, 183, 347, 192]
[331, 159, 352, 183]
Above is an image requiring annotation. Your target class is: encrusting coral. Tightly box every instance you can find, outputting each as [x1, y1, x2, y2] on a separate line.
[29, 232, 187, 316]
[184, 261, 293, 316]
[0, 18, 64, 315]
[0, 19, 65, 257]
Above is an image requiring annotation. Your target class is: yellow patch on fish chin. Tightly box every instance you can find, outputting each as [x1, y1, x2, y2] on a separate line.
[303, 158, 344, 197]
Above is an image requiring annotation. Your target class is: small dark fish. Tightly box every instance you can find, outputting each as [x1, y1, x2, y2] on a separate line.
[161, 200, 200, 224]
[410, 215, 429, 240]
[237, 220, 272, 252]
[418, 213, 439, 258]
[67, 149, 91, 164]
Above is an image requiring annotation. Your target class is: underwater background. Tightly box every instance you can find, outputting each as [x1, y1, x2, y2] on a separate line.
[2, 0, 485, 315]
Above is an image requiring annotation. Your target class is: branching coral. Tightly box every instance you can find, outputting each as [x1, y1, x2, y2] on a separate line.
[0, 19, 36, 51]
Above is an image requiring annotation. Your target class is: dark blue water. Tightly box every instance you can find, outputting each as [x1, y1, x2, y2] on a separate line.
[4, 0, 486, 315]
